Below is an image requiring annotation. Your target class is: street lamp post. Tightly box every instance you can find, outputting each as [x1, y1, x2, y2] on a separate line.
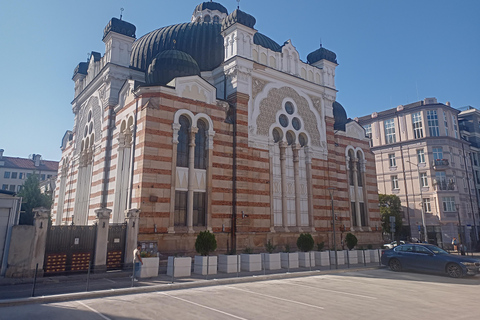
[455, 203, 463, 248]
[328, 187, 338, 269]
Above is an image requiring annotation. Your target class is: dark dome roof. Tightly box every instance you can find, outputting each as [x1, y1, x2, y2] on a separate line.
[130, 22, 224, 73]
[254, 33, 282, 52]
[103, 17, 136, 40]
[333, 101, 348, 131]
[307, 46, 337, 64]
[194, 2, 228, 14]
[146, 50, 201, 86]
[221, 9, 256, 31]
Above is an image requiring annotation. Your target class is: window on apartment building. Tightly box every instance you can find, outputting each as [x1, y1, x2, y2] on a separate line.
[27, 173, 32, 178]
[427, 110, 440, 137]
[443, 112, 449, 136]
[17, 185, 22, 192]
[391, 175, 399, 190]
[388, 154, 396, 167]
[422, 198, 432, 213]
[442, 196, 456, 212]
[174, 191, 188, 226]
[19, 173, 24, 179]
[47, 175, 52, 179]
[433, 147, 443, 160]
[452, 115, 459, 138]
[472, 153, 478, 167]
[9, 185, 15, 192]
[417, 149, 425, 163]
[41, 174, 46, 181]
[420, 172, 428, 187]
[435, 171, 447, 190]
[11, 172, 17, 179]
[2, 184, 8, 190]
[412, 112, 424, 139]
[364, 124, 373, 147]
[4, 172, 10, 179]
[476, 171, 480, 184]
[384, 119, 396, 144]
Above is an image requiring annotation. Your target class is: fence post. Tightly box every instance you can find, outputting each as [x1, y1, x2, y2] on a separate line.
[346, 250, 350, 268]
[93, 208, 111, 273]
[363, 250, 366, 267]
[124, 209, 141, 268]
[171, 257, 175, 283]
[31, 263, 38, 297]
[328, 250, 332, 270]
[287, 252, 290, 273]
[31, 208, 50, 278]
[378, 249, 381, 266]
[262, 254, 265, 275]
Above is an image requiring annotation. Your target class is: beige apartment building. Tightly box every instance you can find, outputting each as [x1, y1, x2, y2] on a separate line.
[358, 98, 479, 249]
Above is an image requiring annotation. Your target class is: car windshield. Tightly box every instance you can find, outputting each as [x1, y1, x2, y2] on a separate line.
[426, 245, 448, 255]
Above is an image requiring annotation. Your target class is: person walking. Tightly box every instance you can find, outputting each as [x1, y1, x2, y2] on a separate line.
[133, 244, 143, 281]
[451, 237, 458, 252]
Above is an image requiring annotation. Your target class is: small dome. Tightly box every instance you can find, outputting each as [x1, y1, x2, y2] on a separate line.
[333, 101, 348, 131]
[103, 17, 136, 40]
[254, 33, 282, 52]
[146, 50, 201, 86]
[221, 9, 256, 31]
[307, 46, 337, 65]
[194, 2, 228, 14]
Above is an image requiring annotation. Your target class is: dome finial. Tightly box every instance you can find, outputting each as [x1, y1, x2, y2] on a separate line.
[237, 0, 240, 9]
[120, 8, 124, 20]
[320, 38, 322, 48]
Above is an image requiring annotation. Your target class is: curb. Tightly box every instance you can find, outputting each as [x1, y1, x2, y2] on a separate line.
[0, 266, 380, 307]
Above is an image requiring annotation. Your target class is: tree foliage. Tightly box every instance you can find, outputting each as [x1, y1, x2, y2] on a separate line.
[17, 173, 53, 225]
[345, 233, 358, 250]
[194, 231, 217, 256]
[296, 233, 315, 252]
[378, 194, 403, 234]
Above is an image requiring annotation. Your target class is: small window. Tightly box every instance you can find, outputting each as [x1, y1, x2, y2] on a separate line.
[286, 131, 295, 145]
[422, 198, 431, 212]
[272, 128, 282, 143]
[420, 172, 428, 187]
[11, 172, 18, 179]
[4, 172, 10, 179]
[417, 149, 425, 163]
[2, 184, 8, 190]
[41, 174, 46, 181]
[213, 15, 220, 23]
[285, 102, 294, 115]
[203, 15, 211, 23]
[19, 172, 24, 179]
[391, 175, 399, 190]
[279, 114, 289, 128]
[388, 154, 396, 167]
[27, 173, 32, 179]
[9, 185, 15, 191]
[88, 110, 92, 122]
[292, 117, 301, 130]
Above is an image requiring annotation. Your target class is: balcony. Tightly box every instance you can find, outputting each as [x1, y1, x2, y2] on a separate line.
[432, 159, 449, 170]
[434, 180, 455, 191]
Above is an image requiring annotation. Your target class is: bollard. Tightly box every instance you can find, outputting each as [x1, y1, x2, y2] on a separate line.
[31, 263, 38, 297]
[171, 257, 175, 283]
[86, 260, 91, 292]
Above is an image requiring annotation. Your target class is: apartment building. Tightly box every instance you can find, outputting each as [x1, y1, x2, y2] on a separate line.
[358, 98, 479, 248]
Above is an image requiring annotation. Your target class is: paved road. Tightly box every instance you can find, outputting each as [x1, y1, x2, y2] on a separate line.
[1, 268, 479, 320]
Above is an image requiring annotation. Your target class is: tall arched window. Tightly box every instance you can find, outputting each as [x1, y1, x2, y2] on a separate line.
[177, 115, 190, 167]
[194, 120, 207, 169]
[356, 151, 363, 187]
[203, 15, 211, 22]
[348, 150, 355, 186]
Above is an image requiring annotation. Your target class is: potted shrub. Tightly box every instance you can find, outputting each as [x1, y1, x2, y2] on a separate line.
[281, 244, 299, 269]
[194, 231, 218, 275]
[167, 255, 192, 277]
[262, 240, 281, 270]
[344, 233, 358, 265]
[139, 250, 160, 278]
[297, 233, 315, 267]
[218, 251, 241, 273]
[314, 242, 329, 266]
[241, 247, 262, 272]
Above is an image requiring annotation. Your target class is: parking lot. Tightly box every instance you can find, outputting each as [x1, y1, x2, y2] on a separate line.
[1, 268, 479, 320]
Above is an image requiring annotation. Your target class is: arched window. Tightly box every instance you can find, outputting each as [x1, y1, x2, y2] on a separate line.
[213, 15, 220, 23]
[203, 15, 211, 23]
[348, 150, 355, 186]
[177, 115, 190, 167]
[356, 151, 363, 187]
[194, 120, 207, 169]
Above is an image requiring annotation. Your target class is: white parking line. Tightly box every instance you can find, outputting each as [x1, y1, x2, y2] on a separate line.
[77, 301, 112, 320]
[227, 286, 325, 310]
[288, 281, 377, 299]
[158, 292, 249, 320]
[103, 278, 116, 283]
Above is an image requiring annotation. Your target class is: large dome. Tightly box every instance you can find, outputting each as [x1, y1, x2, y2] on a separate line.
[333, 101, 348, 131]
[194, 1, 228, 14]
[146, 50, 201, 86]
[130, 22, 224, 73]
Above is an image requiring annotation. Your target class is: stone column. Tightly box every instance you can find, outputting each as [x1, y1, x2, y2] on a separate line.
[293, 144, 302, 230]
[304, 147, 315, 231]
[93, 208, 111, 272]
[187, 127, 198, 233]
[31, 207, 50, 277]
[206, 130, 215, 231]
[279, 142, 289, 231]
[169, 123, 181, 233]
[124, 208, 140, 266]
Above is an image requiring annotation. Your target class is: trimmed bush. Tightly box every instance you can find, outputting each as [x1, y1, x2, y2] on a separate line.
[316, 241, 325, 251]
[265, 240, 276, 253]
[345, 233, 358, 250]
[297, 233, 315, 252]
[195, 231, 217, 256]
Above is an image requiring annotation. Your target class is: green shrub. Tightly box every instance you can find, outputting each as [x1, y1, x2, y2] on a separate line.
[297, 233, 315, 252]
[265, 240, 276, 254]
[316, 241, 325, 251]
[367, 244, 373, 250]
[194, 231, 217, 256]
[284, 244, 291, 253]
[345, 233, 358, 250]
[243, 247, 254, 254]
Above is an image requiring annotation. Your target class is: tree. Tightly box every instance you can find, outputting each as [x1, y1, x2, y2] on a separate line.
[17, 173, 53, 225]
[345, 233, 358, 250]
[194, 231, 217, 256]
[378, 194, 403, 236]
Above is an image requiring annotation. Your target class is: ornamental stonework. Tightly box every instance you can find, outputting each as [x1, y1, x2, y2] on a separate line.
[257, 87, 321, 147]
[252, 77, 269, 100]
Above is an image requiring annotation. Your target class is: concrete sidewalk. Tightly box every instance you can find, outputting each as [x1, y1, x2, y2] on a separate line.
[0, 262, 382, 307]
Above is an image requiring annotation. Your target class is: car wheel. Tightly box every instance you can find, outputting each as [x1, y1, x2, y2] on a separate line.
[446, 263, 463, 278]
[389, 258, 402, 272]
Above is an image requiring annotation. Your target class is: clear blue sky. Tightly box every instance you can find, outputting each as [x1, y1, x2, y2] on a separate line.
[1, 0, 478, 161]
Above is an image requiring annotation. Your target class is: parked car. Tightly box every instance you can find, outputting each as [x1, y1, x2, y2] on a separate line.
[383, 241, 405, 249]
[381, 243, 480, 278]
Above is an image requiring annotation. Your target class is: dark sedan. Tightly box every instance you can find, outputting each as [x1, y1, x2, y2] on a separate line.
[381, 243, 480, 278]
